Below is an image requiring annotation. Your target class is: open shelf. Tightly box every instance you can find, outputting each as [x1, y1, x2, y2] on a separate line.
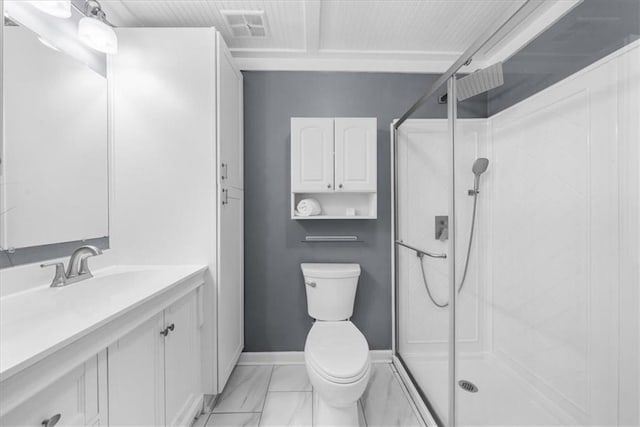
[291, 192, 377, 220]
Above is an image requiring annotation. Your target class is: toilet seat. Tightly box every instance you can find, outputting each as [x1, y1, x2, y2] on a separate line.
[305, 321, 370, 384]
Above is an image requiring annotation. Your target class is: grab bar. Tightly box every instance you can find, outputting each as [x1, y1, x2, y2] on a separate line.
[304, 235, 361, 243]
[395, 240, 447, 259]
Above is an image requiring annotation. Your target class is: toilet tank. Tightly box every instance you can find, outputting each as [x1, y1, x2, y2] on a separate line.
[301, 263, 361, 321]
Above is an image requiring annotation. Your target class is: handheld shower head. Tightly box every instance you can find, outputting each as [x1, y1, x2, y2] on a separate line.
[472, 158, 489, 177]
[471, 158, 489, 193]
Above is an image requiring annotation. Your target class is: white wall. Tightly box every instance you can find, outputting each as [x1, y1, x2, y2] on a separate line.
[485, 41, 640, 425]
[396, 119, 488, 356]
[110, 28, 218, 394]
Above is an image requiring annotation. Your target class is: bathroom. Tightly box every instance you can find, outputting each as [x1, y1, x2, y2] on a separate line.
[0, 0, 638, 426]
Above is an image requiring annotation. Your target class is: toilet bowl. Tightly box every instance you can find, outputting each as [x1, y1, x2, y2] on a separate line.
[301, 263, 371, 426]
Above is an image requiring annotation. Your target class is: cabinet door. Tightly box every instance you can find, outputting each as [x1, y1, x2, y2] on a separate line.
[291, 118, 335, 192]
[108, 313, 165, 427]
[164, 291, 202, 427]
[218, 34, 244, 190]
[217, 187, 244, 391]
[1, 358, 101, 427]
[334, 118, 377, 192]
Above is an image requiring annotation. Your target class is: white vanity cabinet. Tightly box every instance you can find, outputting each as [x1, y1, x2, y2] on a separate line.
[108, 290, 201, 427]
[0, 354, 106, 427]
[291, 117, 377, 219]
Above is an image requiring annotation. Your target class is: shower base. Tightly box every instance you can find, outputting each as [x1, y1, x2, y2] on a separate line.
[401, 353, 580, 426]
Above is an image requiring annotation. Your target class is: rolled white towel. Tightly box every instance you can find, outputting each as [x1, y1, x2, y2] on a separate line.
[296, 198, 321, 216]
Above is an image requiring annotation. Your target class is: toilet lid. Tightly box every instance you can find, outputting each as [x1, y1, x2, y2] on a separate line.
[305, 321, 370, 383]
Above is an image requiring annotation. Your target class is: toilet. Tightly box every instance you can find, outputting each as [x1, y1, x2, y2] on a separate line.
[301, 263, 371, 426]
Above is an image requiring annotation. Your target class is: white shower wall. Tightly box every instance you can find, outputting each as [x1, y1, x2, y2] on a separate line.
[397, 41, 640, 425]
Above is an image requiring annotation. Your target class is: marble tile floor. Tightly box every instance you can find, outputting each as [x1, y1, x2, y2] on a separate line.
[193, 363, 424, 427]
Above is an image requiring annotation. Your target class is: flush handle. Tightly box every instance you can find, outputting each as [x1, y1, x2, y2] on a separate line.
[305, 281, 317, 288]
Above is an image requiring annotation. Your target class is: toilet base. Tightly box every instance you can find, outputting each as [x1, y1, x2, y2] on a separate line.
[313, 391, 365, 427]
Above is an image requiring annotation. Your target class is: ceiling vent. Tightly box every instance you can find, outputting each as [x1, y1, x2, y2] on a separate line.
[221, 10, 268, 38]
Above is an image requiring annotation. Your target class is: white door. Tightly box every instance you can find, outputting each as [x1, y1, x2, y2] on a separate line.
[217, 34, 243, 190]
[108, 314, 165, 427]
[291, 118, 335, 192]
[217, 187, 244, 391]
[334, 118, 377, 192]
[164, 291, 201, 427]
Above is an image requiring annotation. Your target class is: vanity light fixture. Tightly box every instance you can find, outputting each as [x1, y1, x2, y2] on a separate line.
[77, 0, 117, 54]
[27, 1, 72, 19]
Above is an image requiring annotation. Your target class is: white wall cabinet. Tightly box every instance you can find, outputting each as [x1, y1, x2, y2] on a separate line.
[291, 117, 377, 219]
[108, 291, 201, 427]
[334, 118, 377, 192]
[217, 187, 244, 389]
[291, 118, 335, 192]
[218, 36, 244, 191]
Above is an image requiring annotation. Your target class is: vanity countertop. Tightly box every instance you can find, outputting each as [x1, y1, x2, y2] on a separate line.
[0, 264, 207, 382]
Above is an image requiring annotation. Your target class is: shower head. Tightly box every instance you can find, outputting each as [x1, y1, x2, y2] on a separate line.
[472, 158, 489, 177]
[471, 158, 489, 193]
[457, 62, 504, 101]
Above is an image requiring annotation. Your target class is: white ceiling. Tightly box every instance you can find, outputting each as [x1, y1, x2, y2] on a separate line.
[100, 0, 579, 72]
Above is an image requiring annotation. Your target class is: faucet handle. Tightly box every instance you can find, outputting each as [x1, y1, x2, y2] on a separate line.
[41, 262, 67, 287]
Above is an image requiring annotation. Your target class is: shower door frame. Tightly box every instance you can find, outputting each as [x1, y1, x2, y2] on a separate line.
[390, 1, 546, 425]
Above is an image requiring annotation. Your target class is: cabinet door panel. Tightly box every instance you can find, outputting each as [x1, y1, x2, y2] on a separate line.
[291, 118, 334, 192]
[164, 291, 201, 427]
[218, 35, 243, 190]
[108, 314, 165, 427]
[334, 118, 377, 192]
[1, 359, 99, 427]
[217, 188, 244, 390]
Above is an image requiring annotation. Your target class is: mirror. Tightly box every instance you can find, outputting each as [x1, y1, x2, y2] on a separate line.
[0, 12, 109, 267]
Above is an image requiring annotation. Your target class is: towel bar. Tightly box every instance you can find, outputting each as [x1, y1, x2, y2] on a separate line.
[303, 235, 361, 243]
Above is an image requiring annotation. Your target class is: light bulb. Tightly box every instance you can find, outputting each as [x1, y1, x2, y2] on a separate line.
[28, 1, 72, 18]
[78, 16, 117, 55]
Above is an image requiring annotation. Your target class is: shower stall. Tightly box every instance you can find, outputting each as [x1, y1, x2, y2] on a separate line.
[392, 1, 640, 425]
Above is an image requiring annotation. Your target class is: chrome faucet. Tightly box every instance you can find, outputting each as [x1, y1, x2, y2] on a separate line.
[41, 245, 103, 287]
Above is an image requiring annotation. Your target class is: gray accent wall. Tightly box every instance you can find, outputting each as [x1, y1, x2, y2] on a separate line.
[488, 0, 640, 115]
[243, 71, 487, 352]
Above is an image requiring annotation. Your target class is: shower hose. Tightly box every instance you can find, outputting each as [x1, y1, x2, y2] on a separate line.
[419, 191, 479, 308]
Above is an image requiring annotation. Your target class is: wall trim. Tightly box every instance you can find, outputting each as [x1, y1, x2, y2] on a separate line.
[238, 350, 393, 365]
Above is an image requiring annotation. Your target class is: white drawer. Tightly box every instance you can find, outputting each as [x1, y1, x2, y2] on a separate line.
[1, 356, 99, 427]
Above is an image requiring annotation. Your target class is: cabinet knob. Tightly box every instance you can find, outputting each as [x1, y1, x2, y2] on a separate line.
[327, 184, 331, 189]
[167, 323, 175, 332]
[160, 327, 169, 337]
[42, 414, 61, 427]
[338, 184, 343, 189]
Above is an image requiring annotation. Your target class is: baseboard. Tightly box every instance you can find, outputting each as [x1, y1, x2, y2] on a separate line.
[238, 350, 393, 365]
[176, 394, 204, 427]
